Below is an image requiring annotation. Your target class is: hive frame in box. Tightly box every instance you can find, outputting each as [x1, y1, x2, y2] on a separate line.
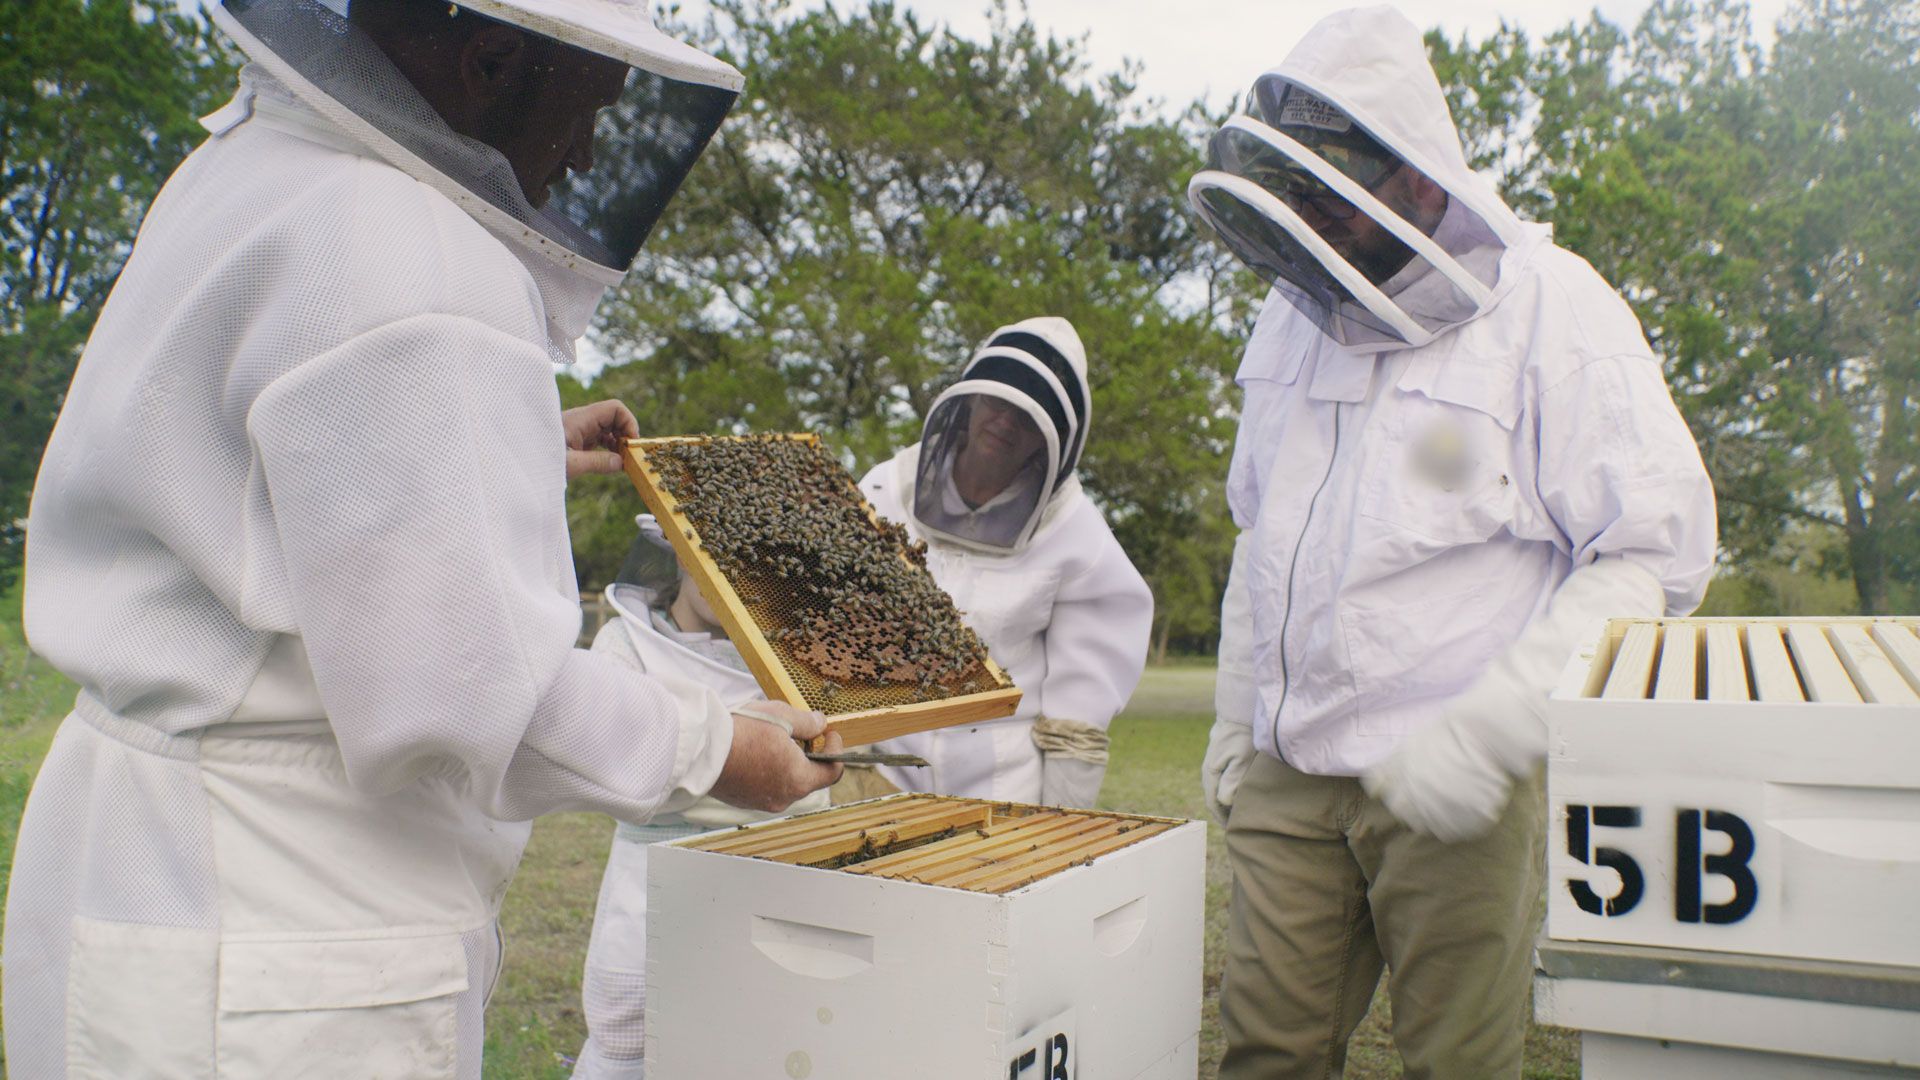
[677, 793, 1185, 892]
[646, 794, 1207, 1078]
[621, 434, 1023, 749]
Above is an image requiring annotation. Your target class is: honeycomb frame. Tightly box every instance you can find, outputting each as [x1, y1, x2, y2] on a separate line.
[621, 434, 1022, 749]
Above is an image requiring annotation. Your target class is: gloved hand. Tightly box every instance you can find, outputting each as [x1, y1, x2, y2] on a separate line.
[1202, 715, 1256, 825]
[1033, 716, 1109, 808]
[1362, 557, 1666, 842]
[1039, 753, 1107, 808]
[1361, 674, 1530, 842]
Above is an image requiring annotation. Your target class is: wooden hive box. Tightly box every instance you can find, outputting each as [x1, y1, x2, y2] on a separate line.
[644, 794, 1207, 1078]
[622, 434, 1021, 749]
[1545, 616, 1920, 968]
[1538, 617, 1920, 1077]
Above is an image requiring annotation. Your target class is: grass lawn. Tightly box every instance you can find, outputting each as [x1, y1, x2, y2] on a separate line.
[0, 593, 1578, 1077]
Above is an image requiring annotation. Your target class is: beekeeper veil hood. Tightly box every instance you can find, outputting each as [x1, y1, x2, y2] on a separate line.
[1188, 5, 1529, 351]
[211, 0, 740, 343]
[912, 316, 1091, 555]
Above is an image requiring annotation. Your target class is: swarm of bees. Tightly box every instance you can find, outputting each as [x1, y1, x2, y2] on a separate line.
[647, 435, 1005, 710]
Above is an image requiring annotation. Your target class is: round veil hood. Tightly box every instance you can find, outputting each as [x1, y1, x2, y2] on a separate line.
[212, 0, 740, 289]
[1187, 5, 1530, 352]
[910, 317, 1091, 555]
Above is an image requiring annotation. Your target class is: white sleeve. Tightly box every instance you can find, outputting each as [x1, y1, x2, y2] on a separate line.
[1535, 354, 1718, 615]
[249, 313, 730, 823]
[586, 616, 735, 819]
[1450, 556, 1665, 774]
[1037, 528, 1154, 732]
[1214, 531, 1256, 729]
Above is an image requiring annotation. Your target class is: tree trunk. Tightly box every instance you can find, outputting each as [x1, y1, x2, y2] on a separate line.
[1848, 520, 1887, 614]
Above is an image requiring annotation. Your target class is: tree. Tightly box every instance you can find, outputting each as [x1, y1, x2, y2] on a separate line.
[1430, 0, 1920, 612]
[565, 0, 1246, 652]
[1, 0, 235, 589]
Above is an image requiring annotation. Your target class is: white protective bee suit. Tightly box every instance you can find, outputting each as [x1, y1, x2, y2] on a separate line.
[571, 526, 828, 1080]
[4, 2, 746, 1077]
[859, 317, 1154, 807]
[1188, 8, 1715, 1075]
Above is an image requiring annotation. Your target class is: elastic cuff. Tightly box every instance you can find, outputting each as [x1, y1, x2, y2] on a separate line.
[1031, 716, 1110, 764]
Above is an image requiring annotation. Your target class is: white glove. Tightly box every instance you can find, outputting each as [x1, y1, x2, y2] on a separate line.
[1363, 557, 1665, 842]
[1039, 753, 1107, 808]
[1361, 674, 1528, 842]
[1202, 715, 1256, 825]
[1203, 531, 1258, 825]
[1033, 717, 1109, 808]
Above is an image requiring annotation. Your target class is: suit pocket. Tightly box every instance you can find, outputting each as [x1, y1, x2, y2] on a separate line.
[1359, 393, 1521, 549]
[1341, 580, 1507, 735]
[68, 917, 219, 1080]
[215, 931, 468, 1080]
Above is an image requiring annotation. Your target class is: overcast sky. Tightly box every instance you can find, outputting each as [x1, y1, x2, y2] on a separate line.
[220, 1, 1800, 115]
[671, 0, 1798, 115]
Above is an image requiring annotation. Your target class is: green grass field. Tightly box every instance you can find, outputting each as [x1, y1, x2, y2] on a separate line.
[0, 593, 1577, 1078]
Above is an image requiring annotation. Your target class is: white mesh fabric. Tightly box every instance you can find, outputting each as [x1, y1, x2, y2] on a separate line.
[25, 72, 711, 829]
[577, 824, 683, 1078]
[2, 716, 221, 1078]
[457, 923, 503, 1080]
[577, 969, 649, 1075]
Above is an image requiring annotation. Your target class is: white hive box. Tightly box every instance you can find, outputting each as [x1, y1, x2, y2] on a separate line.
[644, 794, 1206, 1080]
[1537, 616, 1920, 1075]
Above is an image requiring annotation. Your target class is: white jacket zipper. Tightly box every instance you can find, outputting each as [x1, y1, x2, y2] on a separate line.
[1271, 403, 1343, 756]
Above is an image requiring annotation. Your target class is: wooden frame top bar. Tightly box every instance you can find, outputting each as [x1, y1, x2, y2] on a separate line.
[1582, 616, 1920, 705]
[675, 794, 1185, 894]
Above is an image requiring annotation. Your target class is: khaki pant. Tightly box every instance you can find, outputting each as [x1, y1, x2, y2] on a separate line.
[1219, 753, 1544, 1080]
[828, 763, 902, 804]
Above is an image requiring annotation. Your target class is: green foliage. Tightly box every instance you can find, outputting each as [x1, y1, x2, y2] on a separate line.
[568, 0, 1244, 651]
[1433, 0, 1920, 613]
[0, 0, 236, 589]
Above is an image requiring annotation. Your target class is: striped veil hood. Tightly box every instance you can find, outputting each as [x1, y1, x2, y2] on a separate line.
[910, 317, 1092, 554]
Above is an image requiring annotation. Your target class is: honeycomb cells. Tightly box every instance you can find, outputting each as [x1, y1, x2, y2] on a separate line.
[644, 436, 1009, 714]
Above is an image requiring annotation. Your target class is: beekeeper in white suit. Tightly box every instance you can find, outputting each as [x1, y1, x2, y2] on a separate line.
[859, 317, 1154, 807]
[571, 519, 831, 1078]
[1189, 7, 1716, 1076]
[3, 1, 841, 1076]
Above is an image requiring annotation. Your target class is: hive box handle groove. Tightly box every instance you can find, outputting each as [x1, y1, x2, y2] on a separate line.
[750, 915, 876, 980]
[1093, 895, 1150, 957]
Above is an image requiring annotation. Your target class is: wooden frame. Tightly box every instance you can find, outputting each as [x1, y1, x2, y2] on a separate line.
[621, 434, 1023, 749]
[677, 794, 1182, 894]
[1584, 616, 1920, 704]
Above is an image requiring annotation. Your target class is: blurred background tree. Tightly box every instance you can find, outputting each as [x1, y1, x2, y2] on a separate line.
[562, 0, 1253, 656]
[1430, 0, 1920, 613]
[7, 0, 1916, 644]
[1, 0, 234, 590]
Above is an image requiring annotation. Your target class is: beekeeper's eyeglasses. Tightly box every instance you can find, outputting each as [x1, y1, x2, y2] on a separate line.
[1274, 158, 1404, 222]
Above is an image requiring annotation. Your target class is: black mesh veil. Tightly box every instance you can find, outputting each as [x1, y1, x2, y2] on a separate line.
[217, 0, 735, 276]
